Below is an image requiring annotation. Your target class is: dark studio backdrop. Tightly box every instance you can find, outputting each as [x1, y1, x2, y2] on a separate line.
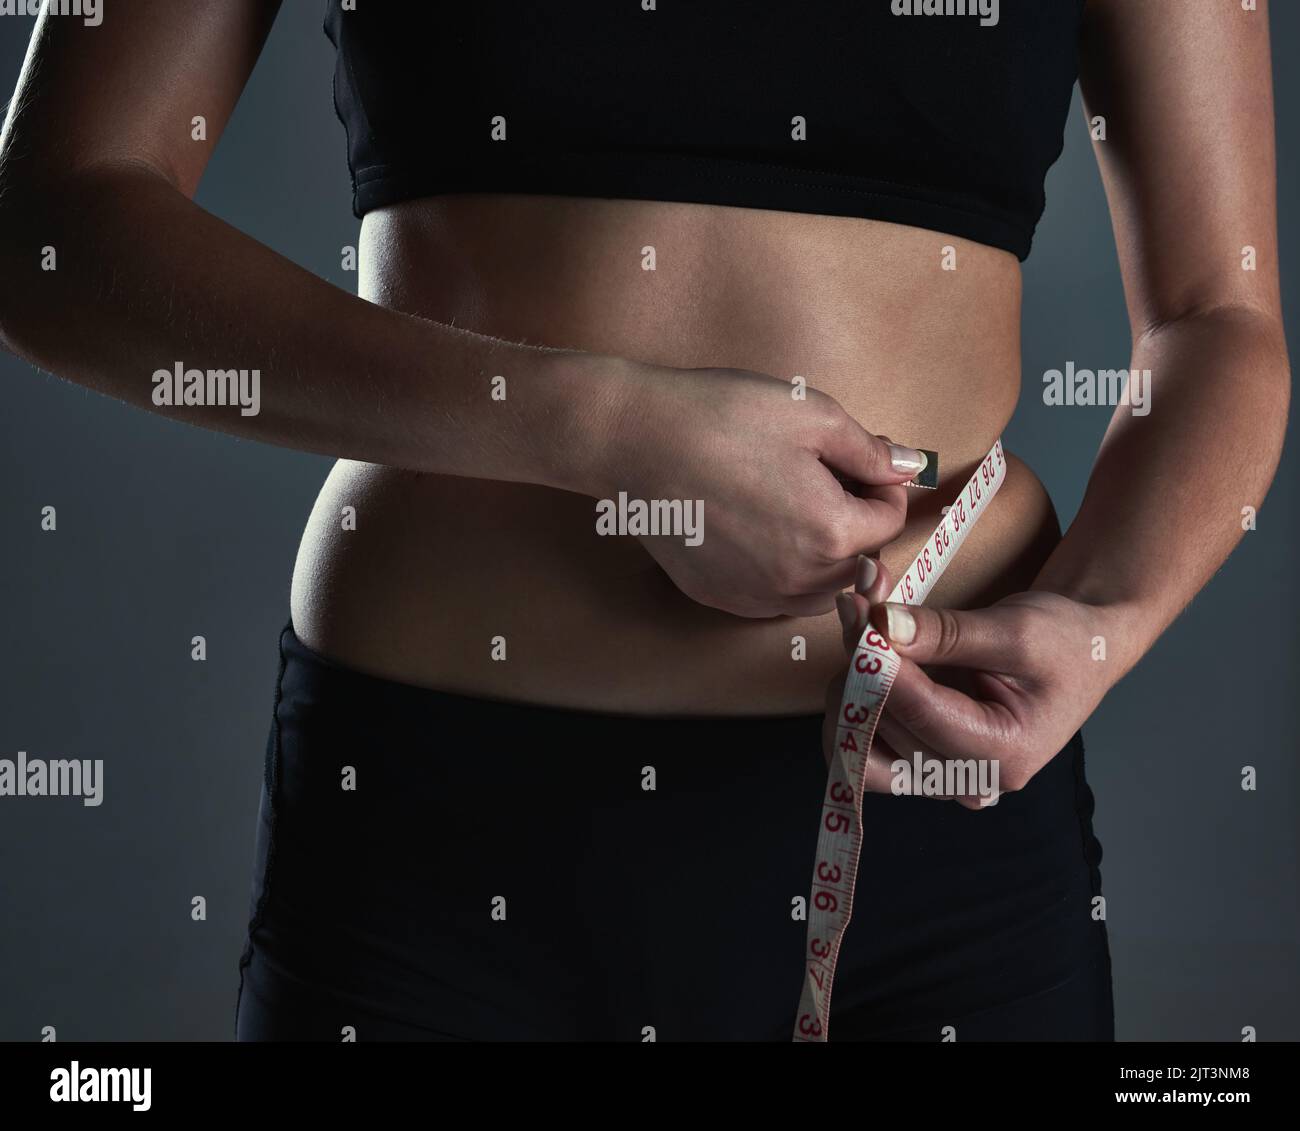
[0, 3, 1296, 1041]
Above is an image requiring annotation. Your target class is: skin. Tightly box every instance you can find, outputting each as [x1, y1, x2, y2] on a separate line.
[291, 196, 1044, 711]
[834, 0, 1291, 802]
[0, 0, 1289, 787]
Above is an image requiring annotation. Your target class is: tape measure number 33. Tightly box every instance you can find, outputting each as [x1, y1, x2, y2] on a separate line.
[794, 438, 1007, 1042]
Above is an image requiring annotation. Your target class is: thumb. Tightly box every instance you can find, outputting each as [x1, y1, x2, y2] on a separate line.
[820, 416, 929, 487]
[869, 602, 1007, 670]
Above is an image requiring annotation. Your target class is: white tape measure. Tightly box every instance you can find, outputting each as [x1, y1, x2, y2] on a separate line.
[794, 438, 1007, 1042]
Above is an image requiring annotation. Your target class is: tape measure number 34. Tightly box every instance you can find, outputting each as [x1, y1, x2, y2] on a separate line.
[794, 438, 1007, 1042]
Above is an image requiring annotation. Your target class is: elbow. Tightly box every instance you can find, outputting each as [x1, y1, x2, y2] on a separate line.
[0, 158, 177, 361]
[1138, 298, 1286, 356]
[0, 172, 95, 363]
[1239, 308, 1291, 426]
[0, 185, 50, 359]
[1227, 307, 1291, 449]
[1227, 309, 1290, 469]
[1141, 300, 1291, 403]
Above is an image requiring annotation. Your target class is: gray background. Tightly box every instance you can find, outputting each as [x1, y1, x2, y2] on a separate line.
[0, 2, 1295, 1041]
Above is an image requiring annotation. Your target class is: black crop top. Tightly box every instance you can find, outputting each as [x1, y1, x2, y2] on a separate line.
[324, 2, 1085, 261]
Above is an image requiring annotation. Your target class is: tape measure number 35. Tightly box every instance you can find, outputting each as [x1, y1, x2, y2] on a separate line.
[794, 438, 1007, 1042]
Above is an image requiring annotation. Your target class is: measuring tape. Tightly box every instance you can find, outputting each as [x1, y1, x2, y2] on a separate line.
[794, 438, 1007, 1042]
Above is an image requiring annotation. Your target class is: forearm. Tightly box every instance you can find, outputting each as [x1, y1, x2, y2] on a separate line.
[0, 162, 621, 493]
[1031, 307, 1290, 676]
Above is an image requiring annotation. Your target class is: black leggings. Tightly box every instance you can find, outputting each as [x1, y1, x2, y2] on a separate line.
[236, 624, 1113, 1042]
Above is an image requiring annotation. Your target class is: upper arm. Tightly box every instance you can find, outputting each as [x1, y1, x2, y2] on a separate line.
[1078, 0, 1283, 337]
[0, 0, 281, 197]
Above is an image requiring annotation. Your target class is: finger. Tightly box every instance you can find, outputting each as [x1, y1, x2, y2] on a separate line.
[794, 545, 888, 599]
[776, 591, 845, 618]
[839, 482, 909, 557]
[856, 554, 893, 604]
[794, 544, 894, 615]
[819, 414, 929, 487]
[883, 657, 1013, 759]
[874, 712, 931, 767]
[852, 732, 939, 798]
[875, 713, 987, 804]
[835, 557, 893, 656]
[870, 602, 1013, 671]
[875, 723, 1001, 809]
[835, 591, 870, 656]
[875, 714, 964, 802]
[958, 789, 1003, 812]
[872, 716, 932, 798]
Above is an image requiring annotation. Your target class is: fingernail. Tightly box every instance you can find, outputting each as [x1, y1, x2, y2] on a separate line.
[835, 592, 855, 626]
[888, 444, 928, 475]
[855, 555, 877, 593]
[884, 603, 916, 645]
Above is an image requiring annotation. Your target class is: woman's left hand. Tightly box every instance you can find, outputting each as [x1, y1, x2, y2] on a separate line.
[829, 557, 1119, 809]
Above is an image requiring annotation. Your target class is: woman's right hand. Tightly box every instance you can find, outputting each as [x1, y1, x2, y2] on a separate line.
[596, 357, 926, 618]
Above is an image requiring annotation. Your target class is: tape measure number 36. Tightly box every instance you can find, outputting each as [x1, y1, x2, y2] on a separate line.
[794, 438, 1007, 1042]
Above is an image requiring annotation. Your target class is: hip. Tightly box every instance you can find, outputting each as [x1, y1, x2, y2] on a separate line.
[288, 448, 1061, 714]
[236, 624, 1110, 1041]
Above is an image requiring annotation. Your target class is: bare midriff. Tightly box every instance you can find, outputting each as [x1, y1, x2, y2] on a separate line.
[290, 195, 1060, 715]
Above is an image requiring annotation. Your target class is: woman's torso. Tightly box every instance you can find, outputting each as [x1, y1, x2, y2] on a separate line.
[289, 195, 1060, 714]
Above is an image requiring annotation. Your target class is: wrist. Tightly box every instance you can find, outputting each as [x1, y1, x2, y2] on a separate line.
[1028, 577, 1152, 684]
[530, 347, 649, 498]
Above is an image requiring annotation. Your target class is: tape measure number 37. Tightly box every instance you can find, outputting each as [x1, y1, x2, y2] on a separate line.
[794, 438, 1007, 1042]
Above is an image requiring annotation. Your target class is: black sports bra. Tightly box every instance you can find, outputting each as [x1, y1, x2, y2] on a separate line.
[324, 2, 1085, 261]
